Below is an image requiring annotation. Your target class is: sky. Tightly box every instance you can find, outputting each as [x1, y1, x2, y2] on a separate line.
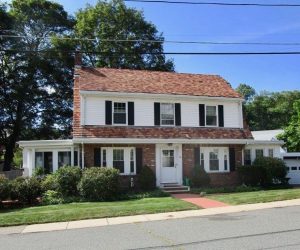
[36, 1, 300, 92]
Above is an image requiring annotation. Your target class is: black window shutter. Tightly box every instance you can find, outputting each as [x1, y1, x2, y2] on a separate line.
[128, 102, 134, 125]
[194, 147, 200, 167]
[136, 148, 143, 174]
[154, 102, 160, 126]
[105, 101, 112, 125]
[199, 104, 205, 126]
[94, 148, 101, 167]
[218, 105, 224, 127]
[229, 147, 236, 171]
[175, 103, 181, 126]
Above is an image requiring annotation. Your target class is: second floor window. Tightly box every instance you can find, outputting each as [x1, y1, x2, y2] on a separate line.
[113, 102, 126, 124]
[206, 106, 217, 126]
[161, 103, 175, 125]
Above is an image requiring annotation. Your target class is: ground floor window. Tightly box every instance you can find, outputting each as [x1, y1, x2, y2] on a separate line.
[255, 149, 264, 158]
[200, 147, 229, 173]
[268, 149, 274, 158]
[35, 152, 53, 174]
[244, 149, 251, 165]
[101, 147, 136, 175]
[58, 151, 71, 168]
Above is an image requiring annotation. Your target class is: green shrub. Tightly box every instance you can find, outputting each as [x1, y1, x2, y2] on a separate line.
[138, 166, 156, 191]
[120, 189, 170, 200]
[191, 185, 261, 195]
[41, 174, 59, 192]
[55, 166, 82, 197]
[78, 167, 119, 201]
[42, 190, 63, 205]
[33, 166, 45, 177]
[0, 176, 11, 202]
[190, 165, 210, 188]
[11, 177, 42, 204]
[238, 157, 288, 187]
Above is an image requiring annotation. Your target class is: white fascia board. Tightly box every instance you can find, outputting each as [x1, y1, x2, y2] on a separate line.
[80, 90, 244, 103]
[17, 140, 73, 148]
[73, 137, 250, 144]
[245, 140, 285, 145]
[282, 152, 300, 157]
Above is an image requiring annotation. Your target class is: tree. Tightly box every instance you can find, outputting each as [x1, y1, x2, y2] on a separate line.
[74, 0, 174, 71]
[278, 100, 300, 152]
[236, 83, 256, 102]
[244, 91, 300, 131]
[0, 0, 74, 171]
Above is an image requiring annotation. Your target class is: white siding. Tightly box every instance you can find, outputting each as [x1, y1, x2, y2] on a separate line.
[83, 95, 243, 128]
[244, 144, 283, 164]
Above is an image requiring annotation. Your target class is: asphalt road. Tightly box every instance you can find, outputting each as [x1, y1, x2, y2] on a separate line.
[1, 206, 300, 250]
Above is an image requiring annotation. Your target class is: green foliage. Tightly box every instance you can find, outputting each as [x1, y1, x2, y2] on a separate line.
[244, 91, 300, 131]
[0, 176, 11, 202]
[12, 148, 22, 168]
[277, 100, 300, 152]
[190, 165, 210, 188]
[55, 166, 82, 197]
[74, 0, 174, 71]
[41, 174, 59, 192]
[33, 166, 45, 177]
[78, 167, 119, 201]
[42, 190, 63, 205]
[236, 83, 256, 102]
[191, 185, 261, 195]
[238, 157, 288, 187]
[119, 189, 169, 200]
[138, 166, 156, 191]
[11, 177, 42, 204]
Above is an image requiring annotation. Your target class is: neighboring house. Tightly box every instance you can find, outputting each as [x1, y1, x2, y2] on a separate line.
[18, 60, 285, 187]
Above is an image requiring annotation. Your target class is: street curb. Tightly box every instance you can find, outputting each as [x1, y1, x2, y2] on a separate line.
[1, 198, 300, 235]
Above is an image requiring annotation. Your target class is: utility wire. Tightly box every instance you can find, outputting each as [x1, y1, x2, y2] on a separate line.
[124, 0, 300, 7]
[2, 49, 300, 55]
[1, 34, 300, 46]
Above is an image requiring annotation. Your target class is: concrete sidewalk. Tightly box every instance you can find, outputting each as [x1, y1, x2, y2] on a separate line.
[2, 198, 300, 235]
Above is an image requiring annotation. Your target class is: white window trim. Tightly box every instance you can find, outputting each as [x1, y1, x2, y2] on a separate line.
[201, 147, 230, 173]
[101, 147, 136, 175]
[255, 148, 264, 158]
[112, 101, 128, 126]
[205, 105, 219, 127]
[160, 103, 175, 127]
[244, 149, 252, 165]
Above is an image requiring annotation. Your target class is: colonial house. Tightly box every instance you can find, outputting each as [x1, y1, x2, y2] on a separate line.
[18, 61, 285, 188]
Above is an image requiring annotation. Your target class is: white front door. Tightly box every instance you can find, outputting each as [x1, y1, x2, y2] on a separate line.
[161, 148, 177, 183]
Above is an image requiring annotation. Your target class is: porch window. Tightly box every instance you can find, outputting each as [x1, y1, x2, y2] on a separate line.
[102, 149, 107, 167]
[35, 152, 53, 174]
[268, 149, 274, 158]
[113, 149, 125, 173]
[113, 102, 126, 124]
[255, 149, 264, 159]
[160, 103, 175, 126]
[224, 154, 228, 171]
[200, 152, 204, 168]
[206, 106, 217, 126]
[130, 149, 135, 174]
[58, 151, 71, 168]
[209, 149, 219, 171]
[244, 149, 251, 165]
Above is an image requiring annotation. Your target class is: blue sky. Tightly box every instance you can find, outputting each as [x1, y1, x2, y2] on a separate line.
[54, 1, 300, 91]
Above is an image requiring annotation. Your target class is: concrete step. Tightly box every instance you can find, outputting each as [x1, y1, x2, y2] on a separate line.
[161, 184, 190, 194]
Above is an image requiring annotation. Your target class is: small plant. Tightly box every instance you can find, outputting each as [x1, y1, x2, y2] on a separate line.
[0, 176, 11, 202]
[55, 166, 82, 197]
[42, 190, 63, 205]
[11, 177, 42, 204]
[190, 165, 210, 188]
[138, 166, 156, 191]
[41, 174, 59, 192]
[33, 166, 45, 177]
[78, 167, 119, 201]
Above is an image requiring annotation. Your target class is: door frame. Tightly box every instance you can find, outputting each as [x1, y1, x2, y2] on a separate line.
[155, 144, 182, 186]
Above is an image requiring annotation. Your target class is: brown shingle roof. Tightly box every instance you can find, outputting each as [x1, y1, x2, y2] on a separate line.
[76, 67, 242, 98]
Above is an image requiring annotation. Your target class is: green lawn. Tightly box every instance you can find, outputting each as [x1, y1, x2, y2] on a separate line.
[208, 188, 300, 205]
[0, 197, 197, 227]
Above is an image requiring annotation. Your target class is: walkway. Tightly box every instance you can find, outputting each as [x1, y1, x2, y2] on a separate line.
[172, 193, 228, 208]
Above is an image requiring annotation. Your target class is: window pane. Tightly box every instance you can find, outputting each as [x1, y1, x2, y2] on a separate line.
[162, 150, 174, 167]
[268, 149, 274, 158]
[161, 103, 175, 125]
[113, 149, 124, 173]
[44, 152, 53, 174]
[130, 149, 135, 173]
[74, 151, 78, 166]
[113, 102, 126, 124]
[35, 152, 43, 168]
[58, 152, 71, 168]
[255, 149, 263, 158]
[244, 149, 251, 165]
[102, 149, 107, 167]
[224, 154, 228, 171]
[209, 150, 219, 171]
[206, 106, 217, 126]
